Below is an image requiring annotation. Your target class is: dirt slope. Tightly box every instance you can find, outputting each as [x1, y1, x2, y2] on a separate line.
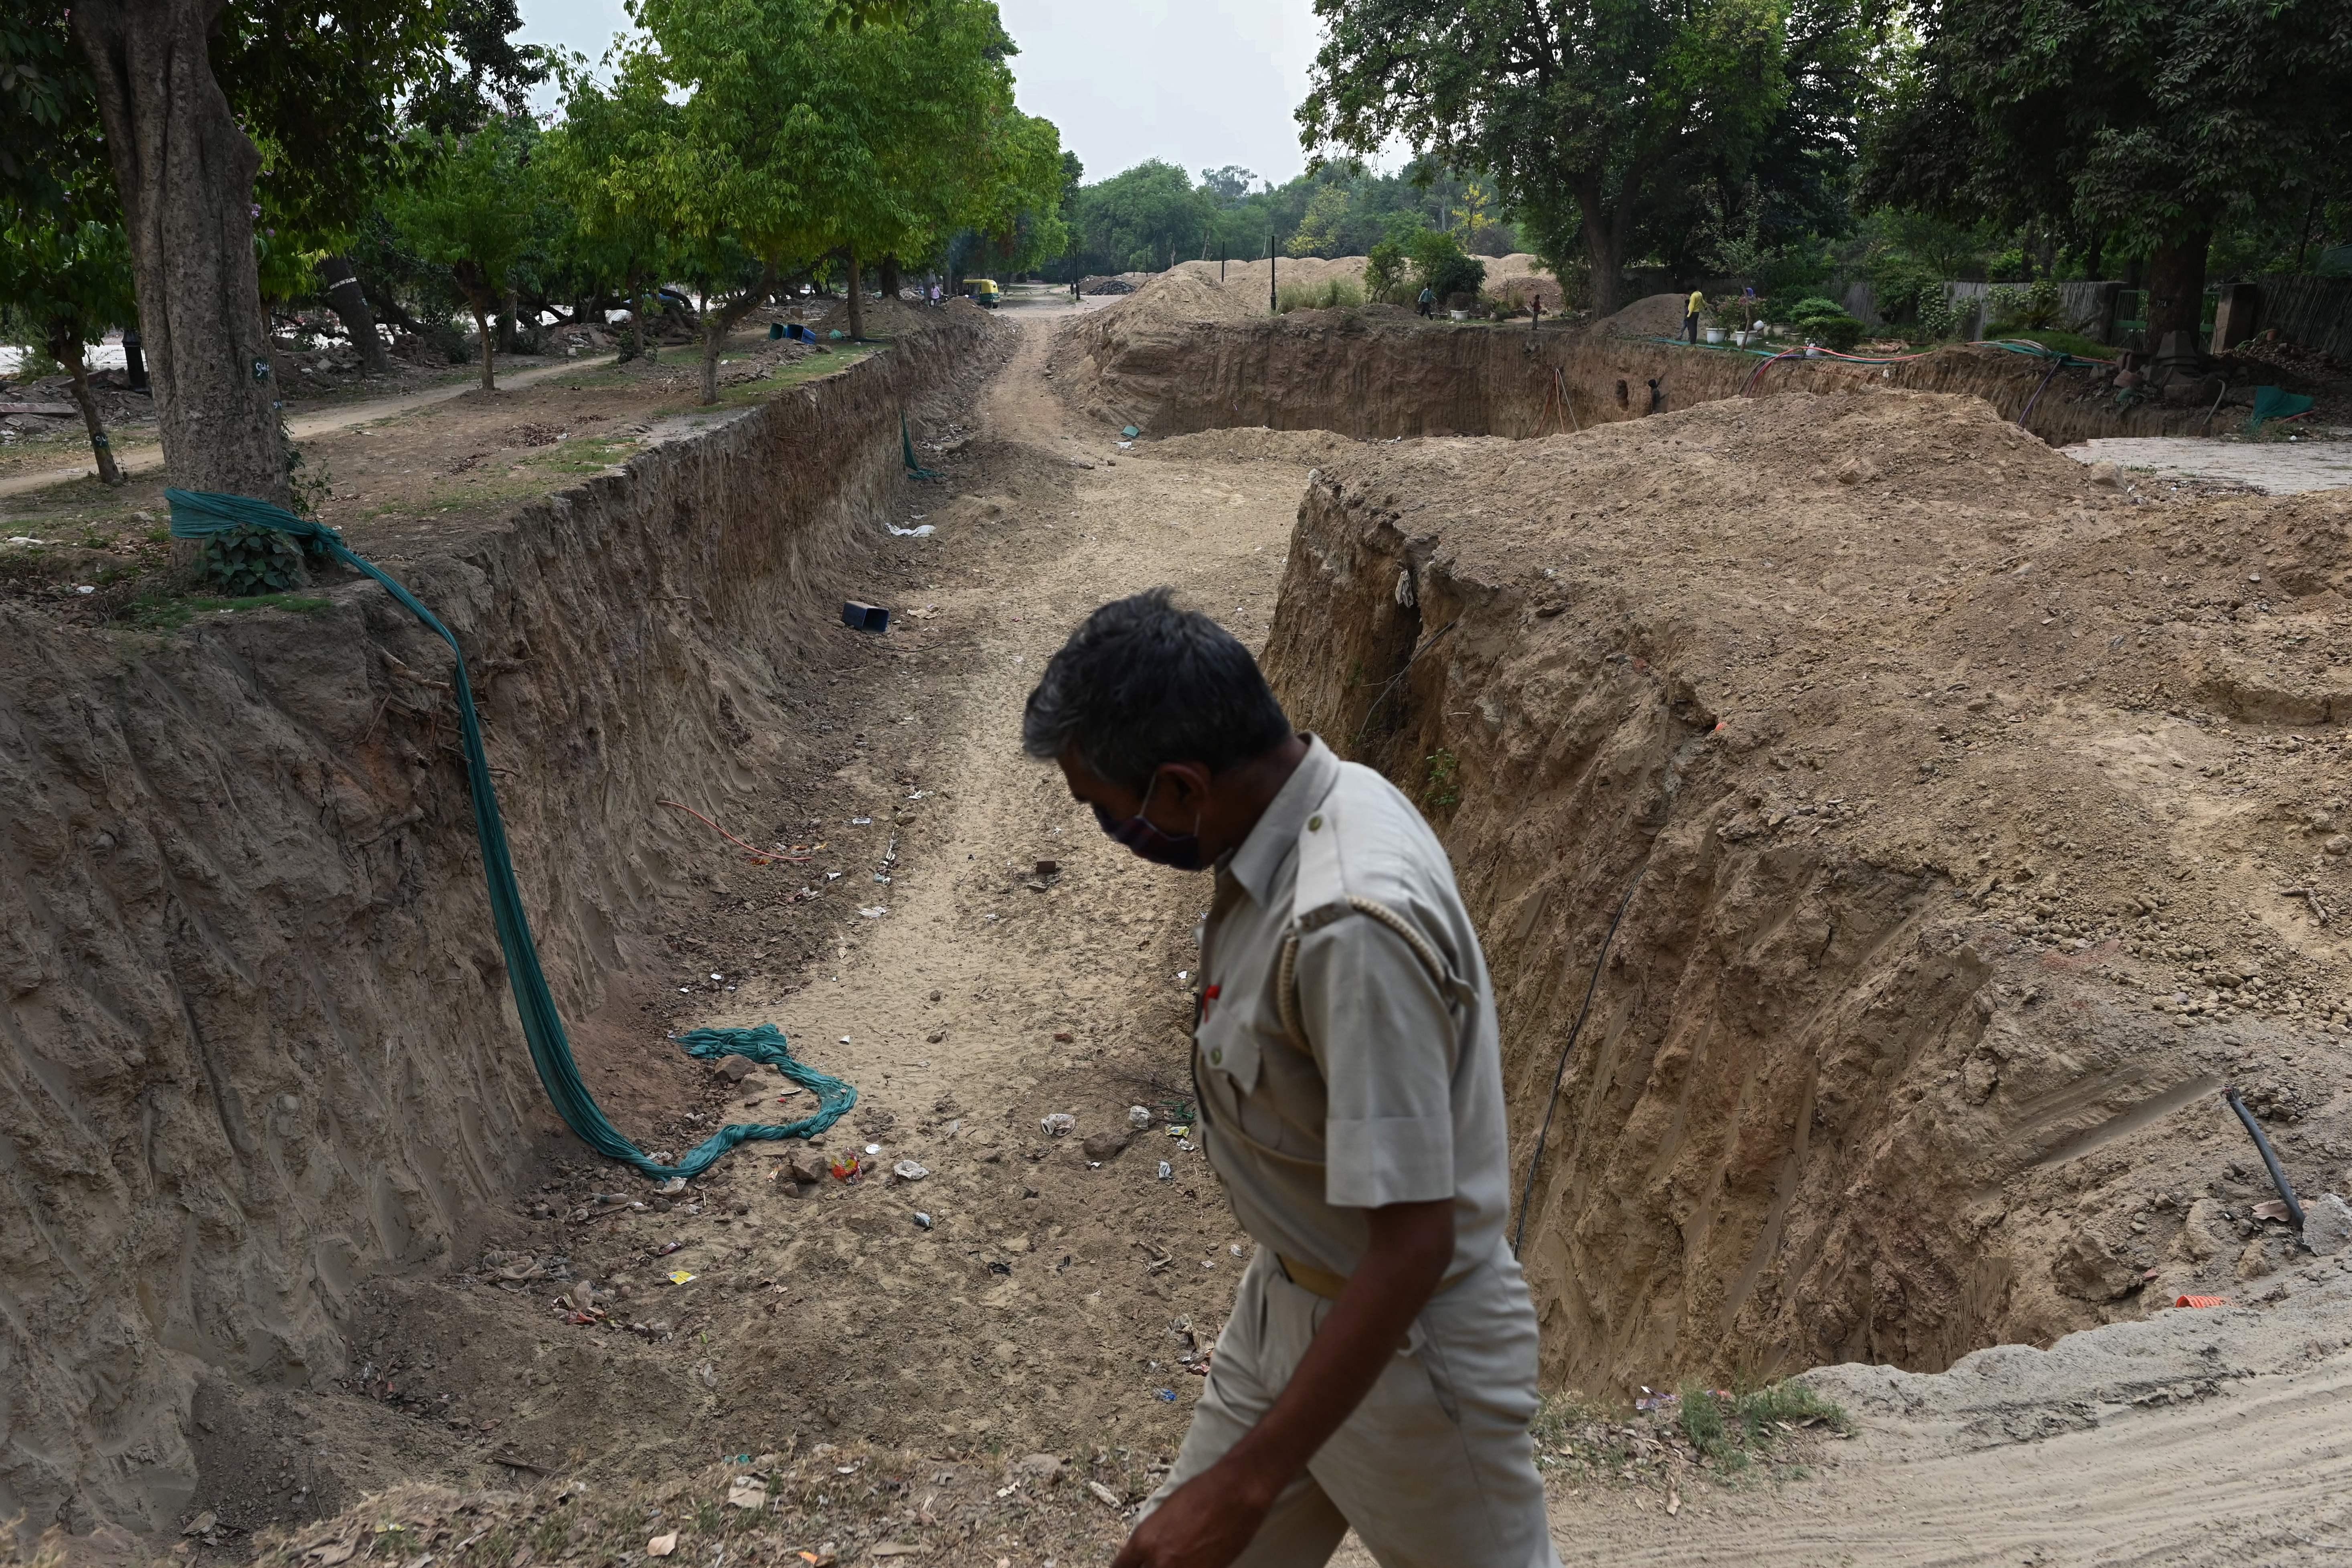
[1259, 389, 2352, 1392]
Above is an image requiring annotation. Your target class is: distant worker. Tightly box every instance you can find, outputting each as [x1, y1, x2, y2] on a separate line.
[1686, 286, 1704, 344]
[1026, 591, 1560, 1568]
[1417, 283, 1435, 318]
[1529, 292, 1542, 334]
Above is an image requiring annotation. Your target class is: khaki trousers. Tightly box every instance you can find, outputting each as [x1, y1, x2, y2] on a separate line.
[1138, 1248, 1562, 1568]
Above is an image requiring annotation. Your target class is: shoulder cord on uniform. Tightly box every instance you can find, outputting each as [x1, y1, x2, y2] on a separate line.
[1275, 894, 1459, 1050]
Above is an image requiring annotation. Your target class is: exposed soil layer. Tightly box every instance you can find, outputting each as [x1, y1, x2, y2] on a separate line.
[1051, 275, 2222, 448]
[0, 310, 1009, 1536]
[1258, 390, 2352, 1394]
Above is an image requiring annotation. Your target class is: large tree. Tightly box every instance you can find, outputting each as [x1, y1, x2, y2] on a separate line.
[70, 0, 292, 506]
[1861, 0, 2352, 350]
[388, 119, 541, 391]
[0, 214, 138, 484]
[1301, 0, 1803, 314]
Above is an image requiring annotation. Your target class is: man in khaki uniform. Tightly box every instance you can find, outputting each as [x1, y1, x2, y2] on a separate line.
[1023, 590, 1559, 1568]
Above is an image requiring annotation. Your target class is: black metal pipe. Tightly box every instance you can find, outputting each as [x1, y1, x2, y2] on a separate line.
[2225, 1086, 2304, 1231]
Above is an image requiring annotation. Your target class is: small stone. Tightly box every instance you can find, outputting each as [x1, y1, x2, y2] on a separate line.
[1082, 1130, 1131, 1161]
[2088, 459, 2121, 488]
[1012, 1453, 1063, 1482]
[2325, 834, 2349, 857]
[2302, 1193, 2352, 1257]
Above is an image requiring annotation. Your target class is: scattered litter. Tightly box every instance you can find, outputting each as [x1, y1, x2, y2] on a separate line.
[850, 817, 873, 825]
[74, 584, 94, 594]
[1041, 1112, 1077, 1137]
[1127, 1105, 1153, 1129]
[1121, 425, 1141, 438]
[841, 600, 891, 633]
[667, 1270, 696, 1285]
[831, 1155, 863, 1182]
[857, 905, 889, 919]
[1154, 1389, 1176, 1402]
[654, 1240, 683, 1256]
[1157, 1161, 1173, 1181]
[2251, 1199, 2291, 1221]
[866, 1143, 883, 1155]
[646, 1534, 678, 1558]
[726, 1476, 768, 1509]
[1116, 441, 1133, 450]
[887, 523, 936, 537]
[1634, 1390, 1678, 1412]
[913, 1212, 933, 1228]
[1086, 1480, 1123, 1509]
[2174, 1294, 2232, 1309]
[893, 1159, 930, 1181]
[1229, 1243, 1243, 1257]
[1168, 1124, 1190, 1139]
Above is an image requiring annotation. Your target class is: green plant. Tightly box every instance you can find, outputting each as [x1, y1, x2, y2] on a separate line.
[1277, 276, 1366, 312]
[1803, 313, 1866, 352]
[1913, 290, 1964, 342]
[1423, 749, 1461, 809]
[1986, 277, 2063, 333]
[1407, 228, 1485, 303]
[1678, 1381, 1851, 1471]
[1363, 238, 1409, 303]
[196, 523, 309, 596]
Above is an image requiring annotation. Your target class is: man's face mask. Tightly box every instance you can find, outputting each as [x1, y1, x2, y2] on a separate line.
[1092, 772, 1205, 870]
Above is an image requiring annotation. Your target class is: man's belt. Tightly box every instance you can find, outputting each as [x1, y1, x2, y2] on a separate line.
[1276, 1252, 1474, 1302]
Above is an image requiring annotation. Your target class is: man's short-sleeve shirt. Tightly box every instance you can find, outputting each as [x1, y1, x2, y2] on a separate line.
[1190, 736, 1511, 1280]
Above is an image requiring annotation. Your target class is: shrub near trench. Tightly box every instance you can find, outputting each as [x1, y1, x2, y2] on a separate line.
[198, 522, 310, 596]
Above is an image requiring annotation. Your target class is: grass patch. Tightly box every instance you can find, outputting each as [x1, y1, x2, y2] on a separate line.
[1277, 277, 1366, 313]
[1678, 1381, 1851, 1471]
[119, 591, 334, 632]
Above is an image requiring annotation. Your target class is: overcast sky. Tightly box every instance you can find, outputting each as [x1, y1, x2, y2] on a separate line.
[512, 0, 1329, 189]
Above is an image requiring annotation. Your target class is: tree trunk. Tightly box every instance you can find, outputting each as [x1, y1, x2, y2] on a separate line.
[698, 264, 776, 406]
[878, 255, 901, 299]
[316, 254, 391, 374]
[55, 335, 125, 486]
[497, 286, 521, 354]
[1579, 190, 1628, 318]
[71, 0, 290, 523]
[845, 245, 866, 340]
[2146, 227, 2212, 355]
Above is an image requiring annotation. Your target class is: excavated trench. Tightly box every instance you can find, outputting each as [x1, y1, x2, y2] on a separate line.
[1253, 393, 2350, 1396]
[1055, 301, 2219, 449]
[0, 313, 1007, 1535]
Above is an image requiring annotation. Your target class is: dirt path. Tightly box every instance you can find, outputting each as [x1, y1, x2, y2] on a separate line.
[0, 354, 616, 499]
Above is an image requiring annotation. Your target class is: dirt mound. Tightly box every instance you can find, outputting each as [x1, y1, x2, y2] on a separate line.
[1261, 388, 2352, 1393]
[1594, 291, 1693, 338]
[1135, 427, 1364, 465]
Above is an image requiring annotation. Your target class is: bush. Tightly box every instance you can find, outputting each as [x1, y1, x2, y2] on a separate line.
[1986, 278, 2063, 331]
[1868, 256, 1943, 322]
[1276, 276, 1365, 314]
[1803, 313, 1867, 352]
[1409, 229, 1486, 303]
[1913, 291, 1965, 341]
[1363, 240, 1410, 304]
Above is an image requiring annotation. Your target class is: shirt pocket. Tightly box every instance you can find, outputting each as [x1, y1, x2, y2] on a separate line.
[1194, 1003, 1263, 1099]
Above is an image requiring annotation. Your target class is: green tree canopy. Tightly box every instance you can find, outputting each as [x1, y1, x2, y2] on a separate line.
[1300, 0, 1864, 313]
[388, 117, 541, 389]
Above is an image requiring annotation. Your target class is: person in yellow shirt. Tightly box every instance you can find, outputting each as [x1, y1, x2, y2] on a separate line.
[1685, 287, 1704, 344]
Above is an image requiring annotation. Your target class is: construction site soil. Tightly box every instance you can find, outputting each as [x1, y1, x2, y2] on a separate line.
[3, 276, 2349, 1567]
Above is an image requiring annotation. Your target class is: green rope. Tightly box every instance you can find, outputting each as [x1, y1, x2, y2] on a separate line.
[164, 489, 854, 1179]
[901, 410, 943, 480]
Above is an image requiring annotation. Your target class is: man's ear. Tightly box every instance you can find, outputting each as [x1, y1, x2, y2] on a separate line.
[1152, 761, 1216, 812]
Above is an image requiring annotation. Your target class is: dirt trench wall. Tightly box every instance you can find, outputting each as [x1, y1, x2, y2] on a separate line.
[0, 314, 997, 1536]
[1258, 392, 2352, 1396]
[1054, 306, 2214, 448]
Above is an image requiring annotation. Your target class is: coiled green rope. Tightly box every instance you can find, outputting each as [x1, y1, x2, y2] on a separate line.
[165, 488, 854, 1178]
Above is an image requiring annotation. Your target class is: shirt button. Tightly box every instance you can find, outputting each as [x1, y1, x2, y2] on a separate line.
[1308, 815, 1323, 831]
[1210, 1048, 1223, 1064]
